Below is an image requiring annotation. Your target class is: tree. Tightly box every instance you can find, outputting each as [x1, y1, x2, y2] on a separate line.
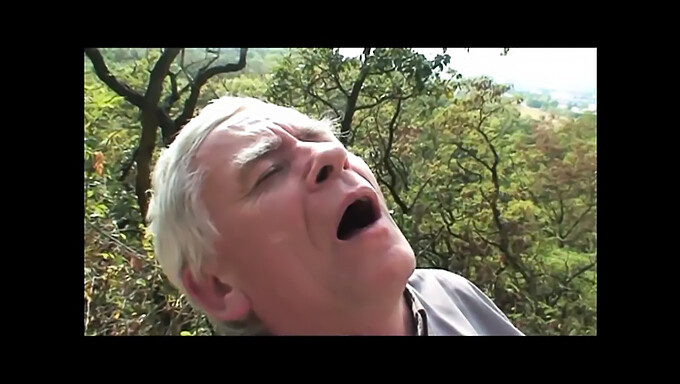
[84, 48, 248, 219]
[266, 48, 450, 147]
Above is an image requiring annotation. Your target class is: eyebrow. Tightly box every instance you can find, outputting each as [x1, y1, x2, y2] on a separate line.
[232, 124, 332, 182]
[233, 134, 282, 176]
[296, 125, 330, 140]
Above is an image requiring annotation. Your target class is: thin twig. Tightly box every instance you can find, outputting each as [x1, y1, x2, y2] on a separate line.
[88, 223, 147, 261]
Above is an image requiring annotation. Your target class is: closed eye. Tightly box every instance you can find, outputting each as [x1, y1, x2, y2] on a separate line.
[297, 127, 333, 143]
[255, 164, 281, 187]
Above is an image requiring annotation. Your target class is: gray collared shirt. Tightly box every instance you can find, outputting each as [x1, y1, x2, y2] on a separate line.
[404, 268, 524, 336]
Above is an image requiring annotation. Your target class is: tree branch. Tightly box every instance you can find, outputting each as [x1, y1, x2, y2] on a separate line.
[173, 48, 248, 138]
[440, 207, 471, 244]
[472, 221, 502, 249]
[375, 172, 409, 214]
[391, 155, 410, 190]
[452, 141, 493, 172]
[331, 70, 349, 98]
[453, 157, 483, 183]
[161, 71, 188, 112]
[473, 109, 499, 169]
[356, 94, 395, 111]
[305, 78, 341, 118]
[378, 99, 409, 213]
[118, 147, 139, 181]
[549, 258, 597, 305]
[340, 47, 372, 144]
[407, 176, 433, 212]
[84, 48, 145, 108]
[146, 48, 181, 105]
[88, 223, 147, 261]
[562, 204, 595, 241]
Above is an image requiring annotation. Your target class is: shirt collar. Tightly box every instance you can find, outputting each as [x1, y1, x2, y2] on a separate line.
[405, 284, 428, 336]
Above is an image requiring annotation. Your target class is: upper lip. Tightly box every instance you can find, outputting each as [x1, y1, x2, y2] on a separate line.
[335, 186, 382, 236]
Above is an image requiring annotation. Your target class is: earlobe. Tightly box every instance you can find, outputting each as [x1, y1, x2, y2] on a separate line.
[181, 267, 251, 322]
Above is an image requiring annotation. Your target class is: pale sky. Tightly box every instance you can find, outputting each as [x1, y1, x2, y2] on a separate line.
[338, 48, 597, 94]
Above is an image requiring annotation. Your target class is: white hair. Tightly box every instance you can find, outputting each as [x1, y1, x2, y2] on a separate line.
[146, 96, 338, 335]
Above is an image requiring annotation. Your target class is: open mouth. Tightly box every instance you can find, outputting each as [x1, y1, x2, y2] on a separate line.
[337, 197, 380, 240]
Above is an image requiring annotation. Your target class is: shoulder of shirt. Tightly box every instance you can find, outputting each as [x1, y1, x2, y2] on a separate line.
[406, 268, 524, 335]
[407, 268, 488, 305]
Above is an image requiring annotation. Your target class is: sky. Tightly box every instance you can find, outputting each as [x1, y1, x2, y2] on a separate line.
[338, 48, 597, 95]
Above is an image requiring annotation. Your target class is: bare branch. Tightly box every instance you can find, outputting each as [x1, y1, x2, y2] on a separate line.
[362, 47, 371, 64]
[118, 147, 139, 182]
[161, 71, 181, 112]
[549, 257, 597, 305]
[452, 141, 493, 172]
[391, 155, 410, 190]
[198, 51, 220, 74]
[472, 221, 502, 249]
[180, 59, 196, 83]
[453, 157, 483, 183]
[562, 204, 595, 241]
[474, 109, 500, 170]
[440, 207, 471, 244]
[146, 48, 181, 105]
[305, 77, 341, 118]
[558, 191, 565, 225]
[416, 226, 446, 260]
[407, 176, 433, 212]
[88, 223, 147, 261]
[375, 172, 409, 214]
[378, 99, 409, 213]
[385, 98, 401, 155]
[331, 70, 349, 97]
[85, 48, 145, 108]
[339, 47, 373, 144]
[173, 48, 248, 138]
[356, 94, 395, 111]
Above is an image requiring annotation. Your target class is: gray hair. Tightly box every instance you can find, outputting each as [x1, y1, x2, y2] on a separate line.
[146, 96, 338, 335]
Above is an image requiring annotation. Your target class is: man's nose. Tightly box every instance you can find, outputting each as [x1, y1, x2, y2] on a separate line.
[305, 143, 350, 190]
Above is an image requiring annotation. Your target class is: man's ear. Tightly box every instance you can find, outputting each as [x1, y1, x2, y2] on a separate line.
[181, 267, 251, 322]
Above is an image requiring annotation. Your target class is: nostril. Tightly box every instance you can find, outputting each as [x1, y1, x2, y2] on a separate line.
[316, 165, 333, 183]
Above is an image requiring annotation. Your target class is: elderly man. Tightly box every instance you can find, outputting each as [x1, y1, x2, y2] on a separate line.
[146, 96, 523, 336]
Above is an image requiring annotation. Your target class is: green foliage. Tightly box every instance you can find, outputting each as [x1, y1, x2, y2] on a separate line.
[84, 64, 215, 336]
[84, 48, 596, 336]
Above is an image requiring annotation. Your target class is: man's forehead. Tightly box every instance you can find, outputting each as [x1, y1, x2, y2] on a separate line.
[195, 120, 272, 166]
[195, 117, 332, 168]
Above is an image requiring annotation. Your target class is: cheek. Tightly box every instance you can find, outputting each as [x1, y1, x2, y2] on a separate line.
[243, 184, 307, 246]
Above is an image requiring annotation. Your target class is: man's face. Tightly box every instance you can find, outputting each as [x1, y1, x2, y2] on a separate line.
[195, 114, 415, 326]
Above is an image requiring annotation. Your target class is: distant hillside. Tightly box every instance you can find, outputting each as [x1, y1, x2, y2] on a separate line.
[515, 104, 570, 129]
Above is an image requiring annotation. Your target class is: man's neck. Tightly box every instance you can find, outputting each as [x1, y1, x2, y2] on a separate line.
[264, 293, 415, 336]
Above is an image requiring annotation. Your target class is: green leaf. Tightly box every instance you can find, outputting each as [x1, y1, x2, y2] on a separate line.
[180, 331, 192, 336]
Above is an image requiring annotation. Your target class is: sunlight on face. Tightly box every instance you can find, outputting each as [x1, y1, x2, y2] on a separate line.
[194, 111, 416, 330]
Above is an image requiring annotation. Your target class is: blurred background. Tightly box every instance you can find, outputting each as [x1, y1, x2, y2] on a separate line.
[84, 47, 596, 336]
